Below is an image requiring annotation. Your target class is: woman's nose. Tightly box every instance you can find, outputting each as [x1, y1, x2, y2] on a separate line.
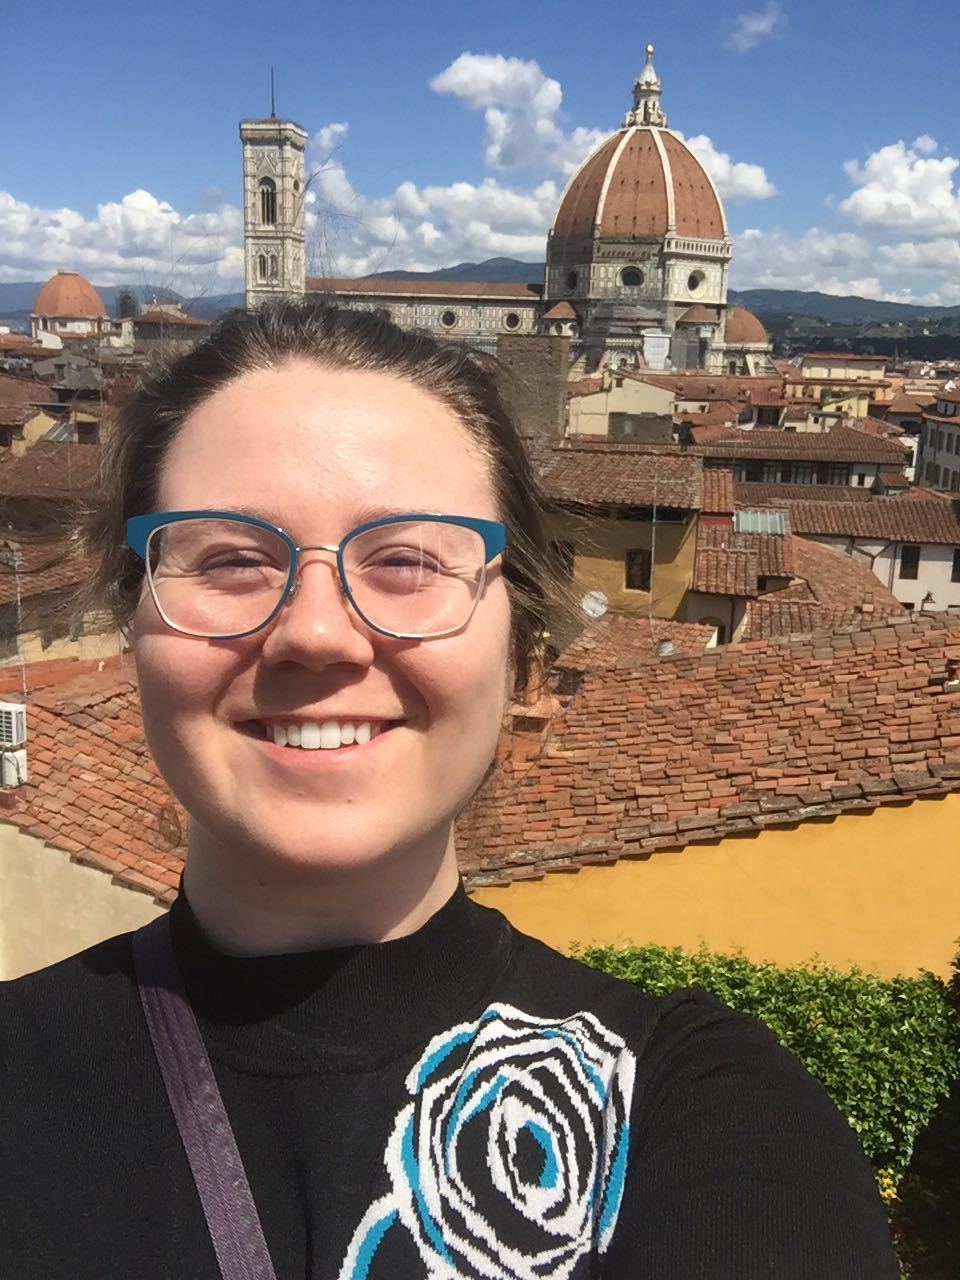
[258, 553, 375, 668]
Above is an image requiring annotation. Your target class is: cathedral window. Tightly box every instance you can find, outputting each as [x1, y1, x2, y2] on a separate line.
[566, 270, 578, 290]
[503, 312, 520, 330]
[687, 270, 705, 294]
[257, 254, 267, 282]
[269, 255, 279, 280]
[259, 178, 278, 226]
[620, 267, 643, 287]
[440, 310, 457, 329]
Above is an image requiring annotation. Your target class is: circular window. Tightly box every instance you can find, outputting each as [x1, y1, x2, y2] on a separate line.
[504, 312, 521, 330]
[621, 267, 643, 287]
[687, 271, 705, 293]
[440, 310, 457, 329]
[566, 270, 578, 290]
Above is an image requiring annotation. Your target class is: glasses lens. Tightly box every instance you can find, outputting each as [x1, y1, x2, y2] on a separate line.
[343, 520, 486, 637]
[146, 518, 291, 637]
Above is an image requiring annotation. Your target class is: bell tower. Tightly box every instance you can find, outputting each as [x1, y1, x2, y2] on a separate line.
[240, 111, 308, 308]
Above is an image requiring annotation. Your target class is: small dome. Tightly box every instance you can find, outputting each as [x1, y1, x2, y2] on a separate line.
[552, 128, 726, 242]
[678, 305, 720, 325]
[33, 271, 107, 319]
[724, 306, 768, 345]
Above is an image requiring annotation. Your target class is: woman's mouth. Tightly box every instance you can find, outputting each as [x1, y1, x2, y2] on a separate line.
[243, 719, 399, 751]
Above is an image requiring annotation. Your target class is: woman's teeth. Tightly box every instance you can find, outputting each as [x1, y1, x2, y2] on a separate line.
[268, 721, 378, 750]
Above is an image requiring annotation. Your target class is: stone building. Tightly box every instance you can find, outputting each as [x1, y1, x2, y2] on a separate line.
[239, 47, 772, 374]
[31, 273, 109, 347]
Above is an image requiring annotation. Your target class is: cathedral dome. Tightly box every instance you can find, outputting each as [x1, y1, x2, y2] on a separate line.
[33, 271, 107, 319]
[551, 48, 726, 244]
[724, 306, 768, 345]
[553, 129, 726, 241]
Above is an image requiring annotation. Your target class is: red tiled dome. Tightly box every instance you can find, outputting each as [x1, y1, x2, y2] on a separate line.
[552, 127, 726, 242]
[724, 306, 768, 345]
[33, 271, 107, 319]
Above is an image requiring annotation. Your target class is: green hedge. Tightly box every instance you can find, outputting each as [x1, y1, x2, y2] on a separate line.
[573, 941, 960, 1178]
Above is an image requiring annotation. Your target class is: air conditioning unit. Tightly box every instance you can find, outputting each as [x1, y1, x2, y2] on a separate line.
[0, 702, 27, 749]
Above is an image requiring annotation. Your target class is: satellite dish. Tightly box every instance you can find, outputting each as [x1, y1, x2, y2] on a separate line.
[580, 589, 609, 620]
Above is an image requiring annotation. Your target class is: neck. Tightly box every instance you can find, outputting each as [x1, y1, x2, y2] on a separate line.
[181, 827, 461, 955]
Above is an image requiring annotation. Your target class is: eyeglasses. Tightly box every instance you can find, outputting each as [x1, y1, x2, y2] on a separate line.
[125, 510, 507, 641]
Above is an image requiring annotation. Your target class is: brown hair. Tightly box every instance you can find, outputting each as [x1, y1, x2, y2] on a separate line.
[83, 300, 555, 691]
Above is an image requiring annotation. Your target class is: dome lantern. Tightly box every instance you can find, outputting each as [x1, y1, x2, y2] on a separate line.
[625, 44, 666, 128]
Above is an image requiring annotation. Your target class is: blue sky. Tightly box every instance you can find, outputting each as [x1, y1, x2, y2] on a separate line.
[3, 0, 959, 302]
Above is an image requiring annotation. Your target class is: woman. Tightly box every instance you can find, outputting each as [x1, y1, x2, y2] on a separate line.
[0, 302, 896, 1278]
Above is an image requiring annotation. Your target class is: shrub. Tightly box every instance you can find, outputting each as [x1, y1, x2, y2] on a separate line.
[573, 941, 960, 1178]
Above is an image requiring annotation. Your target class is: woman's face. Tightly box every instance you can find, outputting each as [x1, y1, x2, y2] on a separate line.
[133, 359, 513, 877]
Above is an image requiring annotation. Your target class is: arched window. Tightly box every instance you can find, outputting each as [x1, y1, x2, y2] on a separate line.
[259, 178, 277, 226]
[269, 254, 279, 281]
[620, 267, 643, 287]
[257, 254, 267, 282]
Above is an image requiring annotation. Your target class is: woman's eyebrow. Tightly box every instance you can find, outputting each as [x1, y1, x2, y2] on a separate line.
[225, 504, 415, 528]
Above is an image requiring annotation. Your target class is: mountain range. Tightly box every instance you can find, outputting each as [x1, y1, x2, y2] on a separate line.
[2, 260, 959, 329]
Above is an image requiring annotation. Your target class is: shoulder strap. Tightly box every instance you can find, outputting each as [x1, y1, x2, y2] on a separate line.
[133, 915, 278, 1280]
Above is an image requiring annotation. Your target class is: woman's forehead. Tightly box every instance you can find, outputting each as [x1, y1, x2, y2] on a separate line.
[158, 361, 497, 516]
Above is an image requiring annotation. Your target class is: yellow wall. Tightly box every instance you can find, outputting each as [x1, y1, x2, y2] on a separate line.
[471, 793, 960, 980]
[548, 511, 697, 621]
[12, 410, 57, 455]
[800, 359, 886, 382]
[568, 379, 674, 435]
[0, 620, 124, 668]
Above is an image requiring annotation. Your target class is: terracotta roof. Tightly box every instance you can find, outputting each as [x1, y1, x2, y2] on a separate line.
[0, 540, 95, 607]
[678, 305, 719, 325]
[554, 615, 715, 671]
[934, 388, 960, 405]
[134, 309, 208, 328]
[552, 126, 726, 241]
[888, 392, 931, 414]
[33, 272, 106, 320]
[847, 416, 904, 440]
[744, 537, 904, 640]
[692, 543, 759, 596]
[734, 481, 875, 506]
[0, 660, 184, 904]
[686, 410, 741, 436]
[0, 373, 52, 427]
[724, 306, 768, 346]
[637, 372, 782, 402]
[786, 496, 960, 544]
[542, 448, 702, 509]
[542, 301, 577, 321]
[566, 374, 604, 398]
[701, 467, 734, 515]
[457, 610, 960, 884]
[697, 424, 908, 465]
[305, 278, 541, 300]
[0, 442, 100, 498]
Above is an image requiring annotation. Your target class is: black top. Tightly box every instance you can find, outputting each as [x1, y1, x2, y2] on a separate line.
[0, 885, 897, 1278]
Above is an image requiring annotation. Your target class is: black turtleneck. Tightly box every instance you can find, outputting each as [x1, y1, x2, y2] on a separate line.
[1, 885, 896, 1279]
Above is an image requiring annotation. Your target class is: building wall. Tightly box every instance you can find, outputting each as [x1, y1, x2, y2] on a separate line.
[918, 412, 960, 492]
[496, 333, 570, 451]
[567, 379, 675, 435]
[470, 792, 960, 980]
[548, 510, 697, 620]
[0, 825, 163, 979]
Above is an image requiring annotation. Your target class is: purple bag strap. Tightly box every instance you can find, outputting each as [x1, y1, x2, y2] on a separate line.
[133, 915, 278, 1280]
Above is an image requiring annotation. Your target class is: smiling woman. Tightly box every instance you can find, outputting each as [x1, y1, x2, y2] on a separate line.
[0, 302, 897, 1279]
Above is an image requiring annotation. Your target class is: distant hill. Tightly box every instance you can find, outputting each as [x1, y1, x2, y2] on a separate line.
[368, 256, 544, 285]
[3, 263, 957, 331]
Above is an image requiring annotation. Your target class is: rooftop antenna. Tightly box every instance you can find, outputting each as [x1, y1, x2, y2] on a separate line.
[270, 67, 277, 118]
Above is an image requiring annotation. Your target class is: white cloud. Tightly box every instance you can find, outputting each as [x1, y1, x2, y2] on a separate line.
[681, 133, 776, 200]
[0, 188, 241, 294]
[726, 3, 786, 52]
[430, 53, 606, 174]
[840, 137, 960, 234]
[732, 225, 960, 304]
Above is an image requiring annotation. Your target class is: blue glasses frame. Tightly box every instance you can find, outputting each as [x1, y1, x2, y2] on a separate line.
[125, 509, 507, 640]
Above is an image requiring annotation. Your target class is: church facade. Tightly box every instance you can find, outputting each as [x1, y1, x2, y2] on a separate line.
[239, 48, 771, 374]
